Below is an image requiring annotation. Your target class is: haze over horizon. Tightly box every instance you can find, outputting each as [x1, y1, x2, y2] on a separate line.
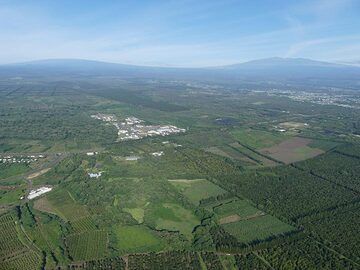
[0, 0, 359, 67]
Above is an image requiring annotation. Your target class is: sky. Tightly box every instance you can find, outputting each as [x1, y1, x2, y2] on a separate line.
[0, 0, 359, 67]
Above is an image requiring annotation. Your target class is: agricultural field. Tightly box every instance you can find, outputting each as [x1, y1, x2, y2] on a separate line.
[66, 230, 108, 261]
[169, 179, 227, 205]
[114, 225, 164, 253]
[260, 137, 324, 164]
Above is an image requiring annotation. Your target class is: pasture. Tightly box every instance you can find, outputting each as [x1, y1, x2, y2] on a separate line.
[114, 225, 164, 253]
[168, 179, 227, 205]
[230, 128, 288, 149]
[153, 203, 200, 238]
[222, 215, 295, 243]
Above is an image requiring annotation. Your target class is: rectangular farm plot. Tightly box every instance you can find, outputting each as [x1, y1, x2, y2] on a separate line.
[66, 230, 108, 261]
[222, 215, 295, 243]
[214, 200, 294, 243]
[214, 200, 264, 222]
[168, 179, 227, 205]
[114, 225, 164, 253]
[260, 137, 324, 164]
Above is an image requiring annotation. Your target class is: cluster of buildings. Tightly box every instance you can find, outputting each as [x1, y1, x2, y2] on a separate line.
[151, 151, 164, 157]
[88, 172, 102, 178]
[27, 186, 52, 200]
[0, 154, 45, 164]
[91, 113, 186, 141]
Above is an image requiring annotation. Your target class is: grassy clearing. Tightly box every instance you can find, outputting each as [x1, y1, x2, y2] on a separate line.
[0, 185, 26, 204]
[67, 230, 107, 261]
[169, 179, 227, 205]
[231, 128, 288, 149]
[213, 200, 262, 219]
[153, 203, 200, 238]
[223, 215, 294, 243]
[0, 163, 30, 179]
[44, 189, 89, 222]
[114, 225, 164, 253]
[123, 207, 145, 223]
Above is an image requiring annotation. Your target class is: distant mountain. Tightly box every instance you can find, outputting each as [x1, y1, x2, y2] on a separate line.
[215, 57, 360, 80]
[0, 58, 359, 87]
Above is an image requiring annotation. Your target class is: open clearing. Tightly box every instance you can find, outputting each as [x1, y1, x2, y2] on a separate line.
[34, 189, 89, 222]
[260, 137, 324, 164]
[153, 203, 200, 238]
[123, 207, 145, 223]
[230, 128, 288, 149]
[168, 179, 227, 205]
[114, 225, 164, 253]
[223, 215, 295, 243]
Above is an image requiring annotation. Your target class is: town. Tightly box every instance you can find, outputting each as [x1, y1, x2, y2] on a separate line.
[91, 113, 186, 141]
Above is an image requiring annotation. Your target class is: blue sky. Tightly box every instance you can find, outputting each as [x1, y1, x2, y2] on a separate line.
[0, 0, 359, 66]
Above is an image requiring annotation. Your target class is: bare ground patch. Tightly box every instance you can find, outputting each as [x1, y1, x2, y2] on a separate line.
[27, 168, 50, 180]
[261, 137, 324, 164]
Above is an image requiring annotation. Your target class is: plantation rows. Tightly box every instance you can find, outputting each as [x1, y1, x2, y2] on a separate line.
[297, 151, 360, 192]
[67, 230, 108, 261]
[1, 251, 41, 270]
[68, 256, 126, 270]
[128, 251, 202, 269]
[70, 216, 97, 233]
[257, 237, 357, 269]
[298, 201, 360, 264]
[0, 213, 28, 259]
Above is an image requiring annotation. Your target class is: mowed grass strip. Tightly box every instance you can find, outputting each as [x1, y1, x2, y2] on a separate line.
[114, 225, 164, 253]
[222, 215, 295, 243]
[67, 230, 107, 261]
[169, 179, 227, 205]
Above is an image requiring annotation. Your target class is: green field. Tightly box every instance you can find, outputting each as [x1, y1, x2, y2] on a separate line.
[0, 163, 30, 179]
[230, 128, 288, 149]
[223, 215, 295, 243]
[41, 189, 89, 221]
[152, 203, 200, 238]
[169, 179, 227, 205]
[114, 225, 164, 253]
[213, 199, 263, 219]
[123, 207, 145, 223]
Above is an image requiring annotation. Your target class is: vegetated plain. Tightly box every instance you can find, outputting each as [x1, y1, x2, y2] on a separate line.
[0, 75, 359, 270]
